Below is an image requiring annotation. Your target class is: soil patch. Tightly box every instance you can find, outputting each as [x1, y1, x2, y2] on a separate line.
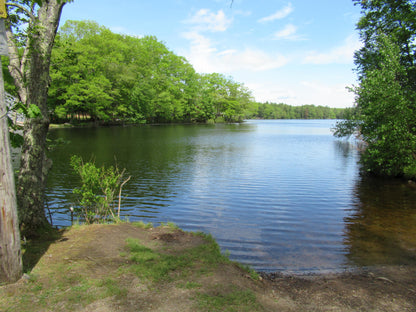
[1, 223, 416, 311]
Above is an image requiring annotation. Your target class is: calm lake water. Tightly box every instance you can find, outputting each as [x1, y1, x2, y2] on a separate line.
[46, 120, 416, 273]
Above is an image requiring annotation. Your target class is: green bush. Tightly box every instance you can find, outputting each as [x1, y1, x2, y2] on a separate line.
[70, 155, 130, 224]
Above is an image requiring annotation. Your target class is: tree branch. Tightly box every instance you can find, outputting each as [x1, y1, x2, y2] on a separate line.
[118, 175, 131, 218]
[5, 2, 36, 21]
[5, 23, 28, 104]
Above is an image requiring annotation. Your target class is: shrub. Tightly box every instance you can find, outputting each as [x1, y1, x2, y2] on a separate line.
[70, 155, 130, 223]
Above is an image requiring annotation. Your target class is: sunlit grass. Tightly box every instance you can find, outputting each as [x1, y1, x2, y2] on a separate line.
[1, 223, 263, 312]
[124, 231, 234, 283]
[196, 286, 261, 312]
[132, 221, 153, 229]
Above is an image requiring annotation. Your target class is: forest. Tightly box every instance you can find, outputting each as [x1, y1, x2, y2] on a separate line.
[12, 20, 344, 125]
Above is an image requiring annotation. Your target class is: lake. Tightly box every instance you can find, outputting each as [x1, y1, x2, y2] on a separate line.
[45, 120, 416, 273]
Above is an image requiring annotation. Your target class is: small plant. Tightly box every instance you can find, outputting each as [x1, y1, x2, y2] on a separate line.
[160, 221, 180, 230]
[196, 286, 261, 312]
[132, 221, 153, 229]
[70, 155, 130, 224]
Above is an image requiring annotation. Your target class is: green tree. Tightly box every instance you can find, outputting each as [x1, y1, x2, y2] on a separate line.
[49, 20, 257, 125]
[354, 0, 416, 86]
[197, 73, 253, 122]
[49, 21, 116, 122]
[5, 0, 71, 236]
[354, 35, 416, 177]
[50, 23, 198, 124]
[334, 0, 416, 178]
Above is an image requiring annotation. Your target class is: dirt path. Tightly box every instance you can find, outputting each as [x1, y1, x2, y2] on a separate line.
[1, 223, 416, 311]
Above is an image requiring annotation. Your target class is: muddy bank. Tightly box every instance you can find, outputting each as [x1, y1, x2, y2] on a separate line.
[261, 266, 416, 311]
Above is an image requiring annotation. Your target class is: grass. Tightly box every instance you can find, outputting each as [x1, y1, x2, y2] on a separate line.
[0, 223, 265, 312]
[20, 227, 63, 273]
[196, 286, 261, 312]
[162, 221, 180, 230]
[178, 281, 203, 289]
[124, 232, 231, 282]
[132, 220, 154, 229]
[96, 278, 128, 298]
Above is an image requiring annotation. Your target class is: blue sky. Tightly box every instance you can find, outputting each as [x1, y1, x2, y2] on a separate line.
[60, 0, 362, 108]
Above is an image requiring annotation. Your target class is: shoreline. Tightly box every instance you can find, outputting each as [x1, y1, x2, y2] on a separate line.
[2, 222, 415, 311]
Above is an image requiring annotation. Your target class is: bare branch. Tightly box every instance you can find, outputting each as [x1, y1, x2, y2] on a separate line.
[118, 175, 131, 218]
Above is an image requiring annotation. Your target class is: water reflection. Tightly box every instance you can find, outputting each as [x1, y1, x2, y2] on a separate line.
[344, 176, 416, 267]
[334, 140, 356, 159]
[44, 120, 416, 272]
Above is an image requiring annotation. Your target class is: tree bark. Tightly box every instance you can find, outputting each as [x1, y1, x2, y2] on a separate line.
[6, 1, 66, 236]
[0, 52, 22, 283]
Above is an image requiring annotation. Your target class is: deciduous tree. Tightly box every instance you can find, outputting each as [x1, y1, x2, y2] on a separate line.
[334, 0, 416, 178]
[5, 0, 70, 236]
[0, 29, 22, 283]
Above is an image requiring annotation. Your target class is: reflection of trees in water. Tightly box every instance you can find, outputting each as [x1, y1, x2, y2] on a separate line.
[334, 140, 355, 158]
[343, 176, 416, 266]
[334, 139, 365, 159]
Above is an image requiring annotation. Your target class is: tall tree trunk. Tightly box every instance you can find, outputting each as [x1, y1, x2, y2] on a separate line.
[6, 1, 66, 237]
[0, 49, 22, 283]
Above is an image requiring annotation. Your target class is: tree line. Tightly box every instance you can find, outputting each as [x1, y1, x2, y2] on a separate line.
[46, 20, 252, 124]
[43, 20, 343, 125]
[253, 102, 345, 119]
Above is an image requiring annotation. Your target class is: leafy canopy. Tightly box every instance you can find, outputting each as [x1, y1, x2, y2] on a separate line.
[334, 0, 416, 178]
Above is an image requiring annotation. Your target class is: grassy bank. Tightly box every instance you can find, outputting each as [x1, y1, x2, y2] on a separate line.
[0, 223, 264, 312]
[1, 222, 415, 311]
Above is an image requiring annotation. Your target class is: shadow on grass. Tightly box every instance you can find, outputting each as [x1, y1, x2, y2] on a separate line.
[22, 227, 64, 273]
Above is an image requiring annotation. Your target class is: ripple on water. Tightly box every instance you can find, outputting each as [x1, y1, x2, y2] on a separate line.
[44, 120, 416, 273]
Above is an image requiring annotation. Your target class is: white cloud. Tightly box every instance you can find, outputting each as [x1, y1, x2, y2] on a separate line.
[258, 3, 293, 23]
[185, 9, 232, 32]
[303, 34, 361, 64]
[182, 31, 218, 72]
[221, 48, 289, 71]
[298, 80, 355, 107]
[182, 7, 289, 73]
[273, 24, 304, 40]
[246, 79, 355, 108]
[183, 31, 288, 73]
[180, 4, 356, 108]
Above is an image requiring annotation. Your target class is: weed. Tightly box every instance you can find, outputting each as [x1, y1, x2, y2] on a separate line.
[178, 281, 202, 289]
[97, 278, 128, 298]
[132, 221, 153, 229]
[196, 286, 261, 312]
[236, 263, 260, 280]
[166, 221, 179, 230]
[159, 221, 180, 231]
